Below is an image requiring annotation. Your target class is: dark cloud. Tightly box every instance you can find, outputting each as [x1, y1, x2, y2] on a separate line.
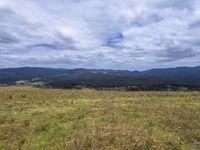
[0, 30, 19, 44]
[53, 33, 78, 50]
[156, 0, 195, 9]
[157, 46, 197, 62]
[131, 14, 163, 28]
[189, 20, 200, 28]
[27, 43, 58, 50]
[0, 7, 16, 19]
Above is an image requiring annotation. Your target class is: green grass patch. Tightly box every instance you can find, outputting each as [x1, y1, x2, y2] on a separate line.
[0, 87, 199, 149]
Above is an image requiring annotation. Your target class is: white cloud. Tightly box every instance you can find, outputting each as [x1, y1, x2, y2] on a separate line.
[0, 0, 200, 70]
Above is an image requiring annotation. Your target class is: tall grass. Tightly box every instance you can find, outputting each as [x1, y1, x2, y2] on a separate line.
[0, 87, 199, 149]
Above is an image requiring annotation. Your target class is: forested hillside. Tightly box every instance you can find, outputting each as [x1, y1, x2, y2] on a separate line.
[1, 66, 200, 90]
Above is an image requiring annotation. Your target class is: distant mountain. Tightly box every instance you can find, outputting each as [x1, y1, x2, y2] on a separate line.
[0, 67, 68, 84]
[0, 66, 200, 90]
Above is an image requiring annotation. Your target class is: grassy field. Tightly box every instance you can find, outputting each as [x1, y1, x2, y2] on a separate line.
[0, 87, 200, 150]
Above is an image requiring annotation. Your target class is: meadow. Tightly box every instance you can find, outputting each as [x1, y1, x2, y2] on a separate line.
[0, 87, 200, 150]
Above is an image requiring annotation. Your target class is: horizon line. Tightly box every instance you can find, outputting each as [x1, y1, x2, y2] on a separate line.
[0, 65, 199, 72]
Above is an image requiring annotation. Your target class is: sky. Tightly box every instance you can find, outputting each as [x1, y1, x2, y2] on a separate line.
[0, 0, 200, 70]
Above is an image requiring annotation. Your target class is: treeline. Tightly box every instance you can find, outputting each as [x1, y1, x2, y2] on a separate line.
[47, 82, 200, 91]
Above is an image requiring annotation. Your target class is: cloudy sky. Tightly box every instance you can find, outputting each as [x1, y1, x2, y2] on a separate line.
[0, 0, 200, 70]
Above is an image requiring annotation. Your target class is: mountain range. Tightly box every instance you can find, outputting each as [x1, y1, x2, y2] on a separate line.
[1, 66, 200, 90]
